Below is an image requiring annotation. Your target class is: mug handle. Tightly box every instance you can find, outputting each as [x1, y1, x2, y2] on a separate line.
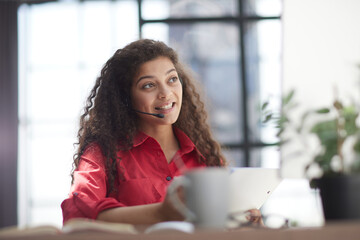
[167, 177, 196, 222]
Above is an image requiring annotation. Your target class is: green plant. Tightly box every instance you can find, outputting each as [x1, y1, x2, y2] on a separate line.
[262, 90, 360, 180]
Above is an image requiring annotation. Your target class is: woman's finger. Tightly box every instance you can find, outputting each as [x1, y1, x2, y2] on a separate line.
[245, 209, 264, 225]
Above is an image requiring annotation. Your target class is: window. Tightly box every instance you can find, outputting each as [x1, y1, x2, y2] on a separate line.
[140, 0, 282, 167]
[18, 0, 139, 227]
[18, 0, 282, 227]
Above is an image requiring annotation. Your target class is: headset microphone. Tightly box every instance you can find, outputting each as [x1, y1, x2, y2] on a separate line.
[133, 109, 165, 118]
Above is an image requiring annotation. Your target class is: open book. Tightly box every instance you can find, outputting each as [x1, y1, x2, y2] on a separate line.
[0, 218, 137, 238]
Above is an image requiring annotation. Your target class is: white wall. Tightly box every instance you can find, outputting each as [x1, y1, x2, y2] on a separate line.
[282, 0, 360, 178]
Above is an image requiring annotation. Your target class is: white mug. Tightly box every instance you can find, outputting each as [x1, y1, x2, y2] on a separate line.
[168, 167, 230, 229]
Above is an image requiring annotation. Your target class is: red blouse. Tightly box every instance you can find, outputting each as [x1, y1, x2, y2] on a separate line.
[61, 128, 206, 223]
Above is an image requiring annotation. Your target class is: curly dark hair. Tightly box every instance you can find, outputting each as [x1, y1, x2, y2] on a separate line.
[72, 39, 226, 193]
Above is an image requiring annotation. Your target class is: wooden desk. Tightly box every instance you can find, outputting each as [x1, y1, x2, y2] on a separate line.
[2, 221, 360, 240]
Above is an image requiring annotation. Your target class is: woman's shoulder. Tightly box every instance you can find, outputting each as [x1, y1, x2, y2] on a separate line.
[80, 143, 108, 166]
[83, 142, 102, 156]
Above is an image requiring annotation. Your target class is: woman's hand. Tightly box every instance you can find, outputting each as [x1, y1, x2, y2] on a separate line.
[245, 209, 264, 226]
[158, 185, 185, 221]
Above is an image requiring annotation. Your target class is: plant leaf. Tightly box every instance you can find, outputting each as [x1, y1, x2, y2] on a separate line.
[282, 89, 295, 106]
[333, 100, 343, 110]
[261, 101, 269, 111]
[315, 108, 330, 114]
[263, 113, 273, 124]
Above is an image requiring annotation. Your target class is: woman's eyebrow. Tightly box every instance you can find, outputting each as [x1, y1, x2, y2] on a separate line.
[136, 75, 154, 84]
[166, 68, 176, 75]
[136, 68, 177, 84]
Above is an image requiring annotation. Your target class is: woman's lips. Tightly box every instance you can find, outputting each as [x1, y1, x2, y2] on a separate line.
[155, 102, 175, 113]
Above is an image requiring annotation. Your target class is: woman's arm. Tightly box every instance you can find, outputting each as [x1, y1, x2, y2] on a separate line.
[97, 203, 162, 224]
[97, 195, 184, 224]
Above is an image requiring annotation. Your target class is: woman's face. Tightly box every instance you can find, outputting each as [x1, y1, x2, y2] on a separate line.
[131, 56, 183, 130]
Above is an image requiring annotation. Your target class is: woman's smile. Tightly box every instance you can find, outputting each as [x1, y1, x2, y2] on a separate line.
[155, 102, 175, 111]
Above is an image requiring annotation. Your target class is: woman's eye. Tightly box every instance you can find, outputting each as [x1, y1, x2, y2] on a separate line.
[169, 77, 178, 83]
[142, 83, 155, 89]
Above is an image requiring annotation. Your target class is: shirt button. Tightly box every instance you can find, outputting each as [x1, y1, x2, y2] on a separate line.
[166, 176, 172, 181]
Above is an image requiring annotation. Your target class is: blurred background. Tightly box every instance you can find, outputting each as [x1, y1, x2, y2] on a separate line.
[2, 0, 341, 229]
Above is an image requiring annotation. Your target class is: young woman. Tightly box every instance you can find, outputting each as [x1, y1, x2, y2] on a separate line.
[61, 39, 227, 225]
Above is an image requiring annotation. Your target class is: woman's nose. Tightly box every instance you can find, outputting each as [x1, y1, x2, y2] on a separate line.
[158, 84, 172, 99]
